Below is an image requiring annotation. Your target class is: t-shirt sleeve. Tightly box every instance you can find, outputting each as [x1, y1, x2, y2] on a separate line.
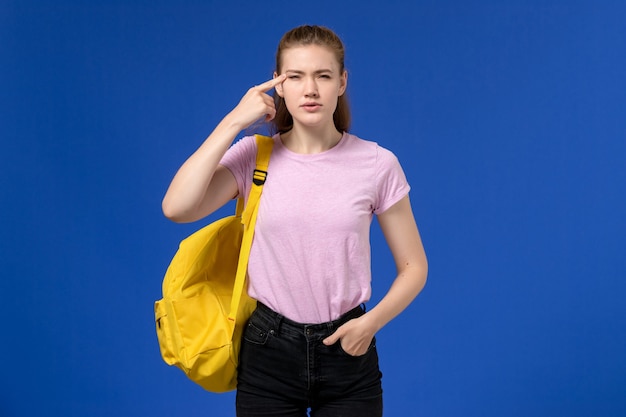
[219, 135, 257, 200]
[373, 146, 411, 214]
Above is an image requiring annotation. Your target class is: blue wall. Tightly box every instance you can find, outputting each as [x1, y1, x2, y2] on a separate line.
[2, 1, 625, 416]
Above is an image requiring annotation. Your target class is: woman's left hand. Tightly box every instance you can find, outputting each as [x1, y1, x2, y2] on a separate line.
[322, 315, 377, 356]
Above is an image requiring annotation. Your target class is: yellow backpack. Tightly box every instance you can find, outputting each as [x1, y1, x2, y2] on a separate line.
[154, 134, 273, 392]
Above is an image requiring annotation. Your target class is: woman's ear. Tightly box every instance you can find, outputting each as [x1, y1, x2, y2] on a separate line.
[273, 72, 284, 97]
[339, 70, 348, 96]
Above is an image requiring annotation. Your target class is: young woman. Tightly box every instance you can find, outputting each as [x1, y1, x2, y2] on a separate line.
[162, 25, 427, 417]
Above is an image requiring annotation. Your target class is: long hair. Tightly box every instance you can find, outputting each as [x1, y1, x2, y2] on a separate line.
[271, 25, 351, 134]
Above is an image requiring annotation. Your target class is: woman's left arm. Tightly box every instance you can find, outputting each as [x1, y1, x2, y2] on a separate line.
[323, 195, 428, 355]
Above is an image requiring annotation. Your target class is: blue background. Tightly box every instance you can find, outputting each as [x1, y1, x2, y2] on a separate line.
[2, 1, 625, 416]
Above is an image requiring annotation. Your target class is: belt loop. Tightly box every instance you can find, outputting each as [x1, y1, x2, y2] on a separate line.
[274, 312, 284, 335]
[326, 321, 334, 335]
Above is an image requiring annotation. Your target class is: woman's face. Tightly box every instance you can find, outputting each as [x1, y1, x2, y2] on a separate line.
[275, 44, 347, 129]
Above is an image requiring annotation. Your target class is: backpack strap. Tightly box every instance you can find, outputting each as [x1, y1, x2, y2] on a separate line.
[240, 135, 272, 227]
[228, 134, 274, 324]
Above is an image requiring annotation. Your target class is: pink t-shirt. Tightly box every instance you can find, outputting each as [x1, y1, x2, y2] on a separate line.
[220, 132, 410, 323]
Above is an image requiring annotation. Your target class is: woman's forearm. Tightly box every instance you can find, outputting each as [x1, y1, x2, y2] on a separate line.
[161, 115, 242, 222]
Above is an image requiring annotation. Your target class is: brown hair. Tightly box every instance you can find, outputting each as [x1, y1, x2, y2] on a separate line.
[271, 25, 351, 134]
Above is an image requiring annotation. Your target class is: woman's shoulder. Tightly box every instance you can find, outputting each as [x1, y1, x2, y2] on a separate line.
[343, 132, 399, 159]
[220, 134, 260, 170]
[233, 134, 259, 148]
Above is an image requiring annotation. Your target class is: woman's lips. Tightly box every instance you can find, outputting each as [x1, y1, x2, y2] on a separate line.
[301, 103, 322, 111]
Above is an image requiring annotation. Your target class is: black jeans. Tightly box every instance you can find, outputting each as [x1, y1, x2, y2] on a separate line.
[236, 303, 383, 417]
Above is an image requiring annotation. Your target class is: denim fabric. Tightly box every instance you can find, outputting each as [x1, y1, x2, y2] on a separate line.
[236, 303, 383, 417]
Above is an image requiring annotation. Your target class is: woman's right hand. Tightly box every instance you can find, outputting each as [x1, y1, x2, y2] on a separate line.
[227, 74, 287, 129]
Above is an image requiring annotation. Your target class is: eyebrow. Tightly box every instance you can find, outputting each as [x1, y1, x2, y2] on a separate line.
[285, 69, 334, 75]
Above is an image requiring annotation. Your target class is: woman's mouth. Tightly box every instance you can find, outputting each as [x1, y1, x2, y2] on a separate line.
[301, 102, 322, 111]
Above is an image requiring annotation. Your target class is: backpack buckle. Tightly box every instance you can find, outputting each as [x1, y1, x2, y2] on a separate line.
[252, 169, 267, 186]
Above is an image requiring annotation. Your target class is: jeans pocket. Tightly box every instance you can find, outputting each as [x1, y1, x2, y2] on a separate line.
[243, 318, 271, 345]
[337, 336, 377, 357]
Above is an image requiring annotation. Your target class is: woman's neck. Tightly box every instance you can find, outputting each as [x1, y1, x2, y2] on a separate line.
[280, 124, 343, 155]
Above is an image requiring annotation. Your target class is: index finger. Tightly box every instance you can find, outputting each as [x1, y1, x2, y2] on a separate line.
[255, 74, 287, 92]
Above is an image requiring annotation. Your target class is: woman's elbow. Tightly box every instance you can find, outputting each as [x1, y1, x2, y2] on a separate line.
[409, 256, 428, 292]
[161, 197, 188, 223]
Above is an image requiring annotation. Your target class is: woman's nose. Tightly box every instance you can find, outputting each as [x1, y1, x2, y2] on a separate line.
[304, 78, 318, 97]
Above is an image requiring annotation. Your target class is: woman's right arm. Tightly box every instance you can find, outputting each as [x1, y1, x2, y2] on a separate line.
[162, 75, 286, 223]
